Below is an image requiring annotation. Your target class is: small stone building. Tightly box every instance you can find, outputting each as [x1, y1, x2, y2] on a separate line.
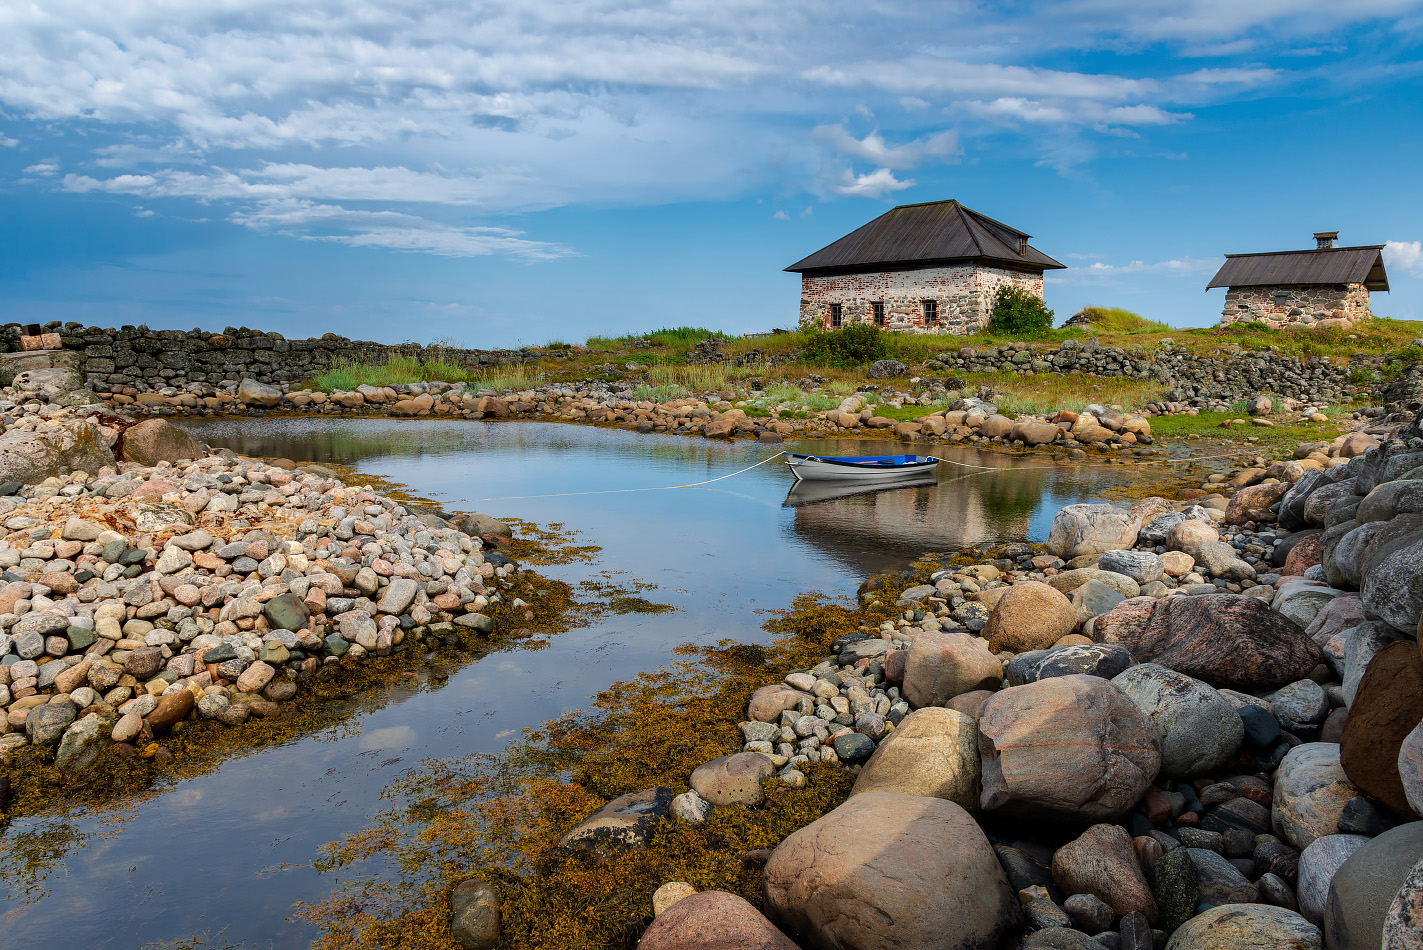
[1207, 232, 1390, 330]
[785, 200, 1065, 335]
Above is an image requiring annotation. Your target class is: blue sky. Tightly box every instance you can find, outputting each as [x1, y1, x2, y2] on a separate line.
[2, 1, 1422, 347]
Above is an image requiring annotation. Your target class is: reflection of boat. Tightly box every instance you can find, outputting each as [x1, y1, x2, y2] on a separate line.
[783, 474, 939, 508]
[785, 452, 940, 481]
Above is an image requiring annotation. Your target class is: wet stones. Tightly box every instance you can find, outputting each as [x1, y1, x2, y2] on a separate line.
[558, 786, 673, 853]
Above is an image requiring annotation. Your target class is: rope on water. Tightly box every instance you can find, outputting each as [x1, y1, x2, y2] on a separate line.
[447, 451, 790, 503]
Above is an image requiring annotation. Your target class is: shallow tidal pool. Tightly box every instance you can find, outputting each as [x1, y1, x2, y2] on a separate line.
[1, 418, 1193, 949]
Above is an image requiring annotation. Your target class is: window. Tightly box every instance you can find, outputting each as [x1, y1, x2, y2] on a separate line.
[872, 301, 885, 326]
[829, 303, 842, 328]
[923, 299, 938, 326]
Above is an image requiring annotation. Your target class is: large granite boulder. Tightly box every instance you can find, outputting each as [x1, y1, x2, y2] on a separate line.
[1274, 744, 1361, 851]
[640, 891, 799, 950]
[236, 377, 282, 407]
[1094, 594, 1321, 691]
[1048, 504, 1145, 560]
[1361, 532, 1423, 636]
[1111, 664, 1244, 778]
[1164, 904, 1322, 950]
[1098, 550, 1164, 584]
[1342, 621, 1404, 705]
[747, 685, 811, 723]
[120, 419, 205, 466]
[1383, 856, 1423, 950]
[1327, 822, 1423, 950]
[984, 581, 1079, 653]
[902, 630, 1002, 709]
[1401, 721, 1423, 817]
[1298, 834, 1369, 927]
[977, 674, 1160, 822]
[1340, 641, 1423, 819]
[762, 791, 1021, 950]
[850, 707, 980, 809]
[0, 420, 116, 485]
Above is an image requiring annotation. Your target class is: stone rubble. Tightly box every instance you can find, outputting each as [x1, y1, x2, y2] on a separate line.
[0, 386, 521, 770]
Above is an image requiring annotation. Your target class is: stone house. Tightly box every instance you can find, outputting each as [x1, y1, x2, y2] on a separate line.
[785, 200, 1065, 335]
[1207, 232, 1390, 330]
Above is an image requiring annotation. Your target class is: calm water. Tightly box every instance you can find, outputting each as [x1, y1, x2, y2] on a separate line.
[2, 419, 1180, 949]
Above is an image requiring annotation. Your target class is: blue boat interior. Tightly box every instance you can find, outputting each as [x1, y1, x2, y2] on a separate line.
[789, 454, 937, 466]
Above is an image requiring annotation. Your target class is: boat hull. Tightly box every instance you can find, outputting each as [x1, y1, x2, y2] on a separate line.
[784, 453, 940, 482]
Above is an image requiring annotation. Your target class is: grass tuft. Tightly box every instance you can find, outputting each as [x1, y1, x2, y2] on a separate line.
[313, 353, 474, 391]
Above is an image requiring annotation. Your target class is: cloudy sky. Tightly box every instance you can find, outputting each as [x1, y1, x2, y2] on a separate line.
[2, 0, 1422, 345]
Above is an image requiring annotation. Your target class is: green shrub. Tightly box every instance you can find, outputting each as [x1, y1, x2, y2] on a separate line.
[989, 285, 1054, 335]
[801, 324, 889, 368]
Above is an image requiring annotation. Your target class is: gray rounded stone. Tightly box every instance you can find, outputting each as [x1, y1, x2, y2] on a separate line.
[1111, 663, 1243, 778]
[1297, 834, 1368, 926]
[1165, 904, 1321, 950]
[1098, 550, 1165, 584]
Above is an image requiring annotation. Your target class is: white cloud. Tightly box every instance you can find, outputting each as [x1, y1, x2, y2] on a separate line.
[1385, 240, 1423, 277]
[825, 166, 914, 199]
[812, 125, 961, 169]
[0, 134, 16, 147]
[229, 198, 570, 260]
[773, 210, 790, 220]
[22, 162, 57, 175]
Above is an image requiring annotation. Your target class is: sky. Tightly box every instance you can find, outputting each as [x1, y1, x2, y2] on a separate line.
[2, 1, 1423, 347]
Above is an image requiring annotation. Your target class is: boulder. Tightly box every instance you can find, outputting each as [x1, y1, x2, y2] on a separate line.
[1052, 823, 1157, 922]
[1274, 744, 1361, 851]
[1192, 541, 1258, 581]
[902, 630, 1002, 708]
[747, 685, 811, 723]
[1340, 641, 1423, 819]
[449, 879, 501, 950]
[1012, 421, 1062, 446]
[983, 581, 1079, 653]
[867, 359, 908, 379]
[1342, 621, 1404, 705]
[1070, 579, 1127, 622]
[640, 891, 799, 950]
[1094, 594, 1322, 691]
[689, 753, 776, 808]
[1048, 504, 1144, 560]
[120, 419, 205, 465]
[1165, 519, 1221, 559]
[1164, 904, 1322, 950]
[850, 707, 980, 809]
[1048, 569, 1141, 599]
[977, 674, 1160, 822]
[1274, 580, 1344, 631]
[12, 364, 86, 399]
[236, 377, 282, 407]
[1298, 835, 1369, 927]
[25, 701, 78, 746]
[1225, 482, 1290, 526]
[1282, 534, 1323, 576]
[54, 713, 109, 772]
[1111, 664, 1244, 778]
[1188, 847, 1260, 909]
[1098, 550, 1164, 584]
[1326, 822, 1423, 950]
[1383, 856, 1423, 950]
[0, 420, 116, 485]
[1361, 534, 1423, 636]
[762, 791, 1021, 950]
[1402, 721, 1423, 817]
[1004, 642, 1134, 687]
[557, 786, 672, 853]
[1305, 595, 1366, 648]
[1331, 522, 1387, 590]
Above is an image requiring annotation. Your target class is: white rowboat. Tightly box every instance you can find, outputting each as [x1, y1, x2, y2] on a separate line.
[784, 452, 941, 482]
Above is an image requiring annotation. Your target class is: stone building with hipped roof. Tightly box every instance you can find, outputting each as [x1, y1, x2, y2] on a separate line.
[1206, 232, 1390, 330]
[786, 200, 1066, 336]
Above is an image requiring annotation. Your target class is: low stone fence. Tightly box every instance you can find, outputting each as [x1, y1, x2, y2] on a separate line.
[0, 323, 536, 392]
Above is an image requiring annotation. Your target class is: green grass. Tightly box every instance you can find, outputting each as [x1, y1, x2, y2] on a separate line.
[587, 326, 730, 350]
[1071, 306, 1173, 333]
[312, 353, 474, 391]
[473, 365, 539, 391]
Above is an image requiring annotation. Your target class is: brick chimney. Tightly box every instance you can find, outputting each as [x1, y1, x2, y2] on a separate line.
[1314, 231, 1338, 249]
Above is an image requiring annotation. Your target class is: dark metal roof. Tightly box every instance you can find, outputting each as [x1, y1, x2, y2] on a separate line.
[784, 199, 1066, 274]
[1206, 245, 1390, 292]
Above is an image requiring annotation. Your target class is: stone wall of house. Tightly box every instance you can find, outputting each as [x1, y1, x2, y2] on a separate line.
[0, 323, 531, 393]
[1219, 282, 1371, 330]
[797, 265, 1043, 335]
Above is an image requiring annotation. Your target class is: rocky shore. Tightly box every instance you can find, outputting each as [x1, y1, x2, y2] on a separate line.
[0, 386, 525, 791]
[495, 409, 1423, 950]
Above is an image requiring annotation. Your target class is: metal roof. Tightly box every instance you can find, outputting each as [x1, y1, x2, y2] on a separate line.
[1206, 245, 1390, 291]
[784, 199, 1066, 275]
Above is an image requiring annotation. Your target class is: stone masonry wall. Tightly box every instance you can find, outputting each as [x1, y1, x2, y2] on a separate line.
[798, 265, 1043, 336]
[0, 323, 531, 393]
[1219, 282, 1371, 330]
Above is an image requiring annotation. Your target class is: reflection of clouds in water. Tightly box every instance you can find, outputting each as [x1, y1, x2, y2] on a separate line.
[358, 725, 416, 752]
